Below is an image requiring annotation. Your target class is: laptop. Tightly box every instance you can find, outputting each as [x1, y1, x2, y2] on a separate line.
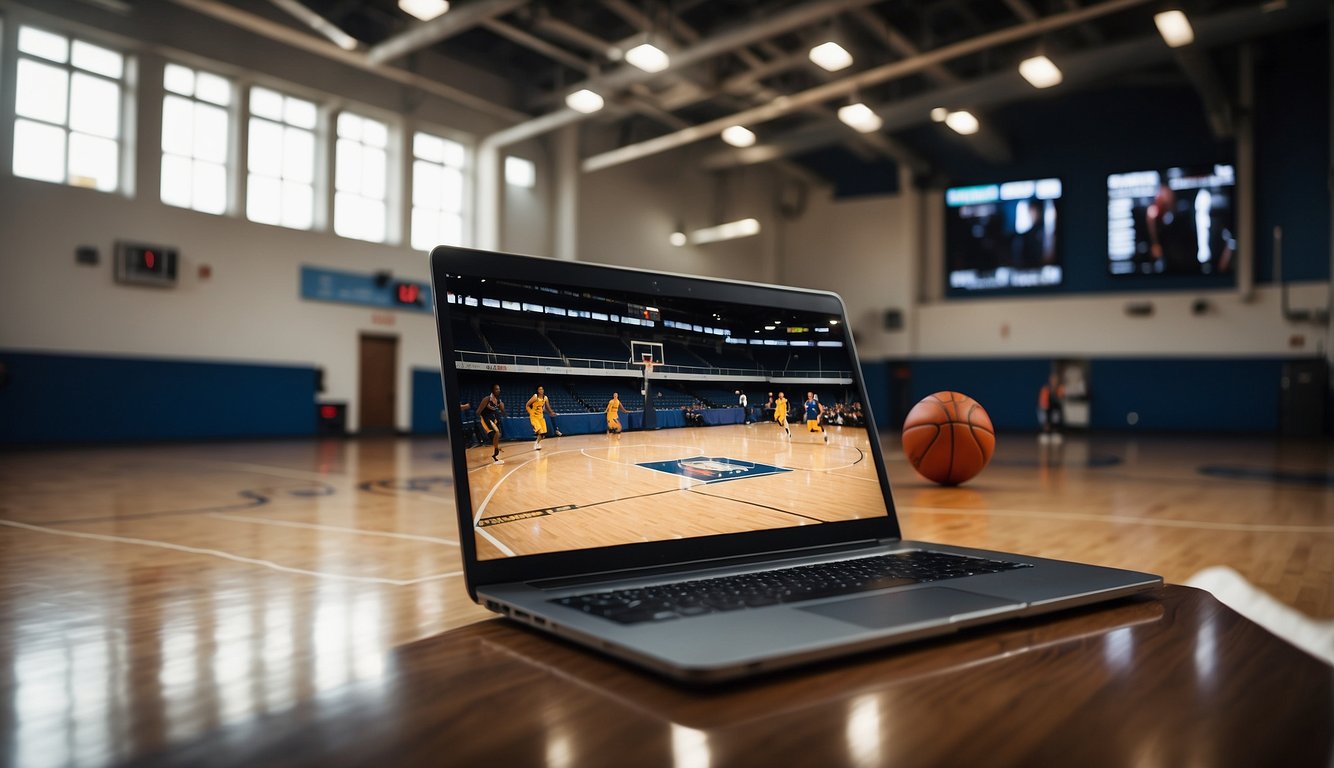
[430, 246, 1161, 683]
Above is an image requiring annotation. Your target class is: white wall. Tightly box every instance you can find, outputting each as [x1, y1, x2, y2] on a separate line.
[576, 144, 778, 283]
[0, 0, 549, 433]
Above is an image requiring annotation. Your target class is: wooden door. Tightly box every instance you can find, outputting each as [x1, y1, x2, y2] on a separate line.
[359, 335, 397, 433]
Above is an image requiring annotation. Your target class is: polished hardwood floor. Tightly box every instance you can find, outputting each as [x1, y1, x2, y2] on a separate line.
[0, 431, 1331, 766]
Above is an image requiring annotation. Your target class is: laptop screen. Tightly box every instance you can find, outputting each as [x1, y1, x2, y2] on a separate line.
[442, 270, 891, 561]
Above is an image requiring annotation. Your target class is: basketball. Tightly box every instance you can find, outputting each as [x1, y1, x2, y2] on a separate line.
[901, 391, 996, 486]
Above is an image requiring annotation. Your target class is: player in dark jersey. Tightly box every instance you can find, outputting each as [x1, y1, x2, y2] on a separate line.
[804, 391, 828, 444]
[477, 384, 506, 464]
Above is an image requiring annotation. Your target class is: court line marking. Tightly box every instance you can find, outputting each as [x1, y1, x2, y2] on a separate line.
[897, 506, 1334, 534]
[208, 512, 459, 546]
[0, 519, 463, 585]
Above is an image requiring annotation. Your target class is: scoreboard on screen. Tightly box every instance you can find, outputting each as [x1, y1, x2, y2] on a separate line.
[114, 241, 179, 287]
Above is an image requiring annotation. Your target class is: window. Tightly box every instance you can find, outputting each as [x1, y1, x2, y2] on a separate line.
[411, 131, 467, 251]
[246, 86, 316, 229]
[334, 112, 388, 243]
[12, 25, 126, 192]
[161, 63, 231, 214]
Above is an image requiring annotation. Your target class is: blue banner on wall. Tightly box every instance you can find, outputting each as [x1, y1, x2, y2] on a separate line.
[300, 265, 432, 313]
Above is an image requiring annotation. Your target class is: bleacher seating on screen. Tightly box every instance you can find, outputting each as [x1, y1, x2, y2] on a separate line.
[661, 341, 709, 368]
[451, 320, 487, 353]
[692, 345, 757, 370]
[483, 324, 560, 358]
[547, 330, 628, 365]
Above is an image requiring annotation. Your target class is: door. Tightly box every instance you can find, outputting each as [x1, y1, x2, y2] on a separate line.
[359, 334, 398, 433]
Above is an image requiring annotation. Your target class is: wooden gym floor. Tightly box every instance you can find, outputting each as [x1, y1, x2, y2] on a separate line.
[0, 429, 1331, 765]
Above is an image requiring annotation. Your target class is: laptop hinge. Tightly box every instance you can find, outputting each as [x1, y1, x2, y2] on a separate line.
[529, 539, 886, 590]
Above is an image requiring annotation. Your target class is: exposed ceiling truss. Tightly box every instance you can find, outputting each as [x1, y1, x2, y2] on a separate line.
[191, 0, 1327, 185]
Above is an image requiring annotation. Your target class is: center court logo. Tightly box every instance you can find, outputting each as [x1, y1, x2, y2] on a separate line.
[636, 456, 792, 484]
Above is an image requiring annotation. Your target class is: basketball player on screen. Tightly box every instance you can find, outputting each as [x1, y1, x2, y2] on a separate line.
[526, 386, 558, 450]
[774, 391, 791, 438]
[478, 384, 506, 464]
[804, 391, 829, 444]
[606, 392, 622, 435]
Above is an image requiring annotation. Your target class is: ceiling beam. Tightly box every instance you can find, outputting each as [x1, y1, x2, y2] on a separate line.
[481, 18, 592, 73]
[366, 0, 530, 65]
[266, 0, 359, 51]
[166, 0, 527, 122]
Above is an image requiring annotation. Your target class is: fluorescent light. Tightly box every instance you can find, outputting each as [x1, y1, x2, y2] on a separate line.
[690, 218, 761, 245]
[625, 42, 670, 73]
[398, 0, 448, 22]
[721, 125, 756, 147]
[837, 102, 883, 133]
[1154, 10, 1194, 47]
[504, 156, 536, 188]
[669, 231, 687, 247]
[930, 107, 949, 122]
[944, 110, 980, 135]
[829, 319, 840, 325]
[565, 89, 604, 114]
[809, 41, 853, 72]
[1019, 54, 1063, 89]
[764, 325, 776, 331]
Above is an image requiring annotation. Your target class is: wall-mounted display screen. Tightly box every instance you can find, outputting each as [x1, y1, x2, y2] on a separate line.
[1107, 164, 1236, 276]
[945, 178, 1062, 291]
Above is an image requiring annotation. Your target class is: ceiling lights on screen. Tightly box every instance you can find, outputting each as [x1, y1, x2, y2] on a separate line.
[721, 125, 756, 147]
[565, 89, 605, 114]
[1154, 10, 1194, 47]
[398, 0, 449, 22]
[625, 42, 670, 73]
[837, 103, 882, 133]
[1018, 55, 1063, 89]
[809, 41, 853, 72]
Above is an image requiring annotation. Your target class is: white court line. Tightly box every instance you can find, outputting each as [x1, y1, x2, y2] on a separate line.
[476, 526, 516, 558]
[897, 505, 1334, 534]
[208, 512, 458, 546]
[0, 519, 462, 586]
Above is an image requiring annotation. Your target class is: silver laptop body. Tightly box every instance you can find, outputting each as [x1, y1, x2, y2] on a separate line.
[430, 247, 1161, 683]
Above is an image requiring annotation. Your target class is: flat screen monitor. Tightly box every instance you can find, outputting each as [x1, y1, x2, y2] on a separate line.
[945, 177, 1062, 291]
[1107, 164, 1237, 276]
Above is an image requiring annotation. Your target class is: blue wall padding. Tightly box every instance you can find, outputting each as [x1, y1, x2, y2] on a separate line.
[0, 351, 317, 443]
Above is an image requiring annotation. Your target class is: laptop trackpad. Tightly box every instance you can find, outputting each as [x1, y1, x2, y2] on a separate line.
[799, 587, 1020, 629]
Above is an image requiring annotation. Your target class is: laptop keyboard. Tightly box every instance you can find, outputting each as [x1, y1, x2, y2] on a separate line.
[550, 550, 1032, 625]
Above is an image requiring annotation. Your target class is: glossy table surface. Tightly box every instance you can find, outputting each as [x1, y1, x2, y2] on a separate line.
[130, 586, 1331, 767]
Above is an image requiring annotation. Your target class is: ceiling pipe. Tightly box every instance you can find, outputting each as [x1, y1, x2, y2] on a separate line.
[365, 0, 530, 65]
[266, 0, 359, 51]
[582, 0, 1156, 173]
[167, 0, 527, 122]
[482, 18, 591, 73]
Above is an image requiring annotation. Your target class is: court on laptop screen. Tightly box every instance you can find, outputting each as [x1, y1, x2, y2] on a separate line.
[444, 275, 887, 560]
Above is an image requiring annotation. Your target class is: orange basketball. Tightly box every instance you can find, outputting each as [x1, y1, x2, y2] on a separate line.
[901, 391, 995, 486]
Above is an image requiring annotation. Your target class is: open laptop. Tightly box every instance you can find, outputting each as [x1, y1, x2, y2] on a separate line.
[430, 246, 1161, 683]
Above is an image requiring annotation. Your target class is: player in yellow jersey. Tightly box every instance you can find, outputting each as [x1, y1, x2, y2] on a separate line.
[606, 392, 622, 434]
[774, 391, 791, 438]
[526, 386, 558, 451]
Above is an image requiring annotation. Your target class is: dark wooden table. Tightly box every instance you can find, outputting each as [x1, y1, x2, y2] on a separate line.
[135, 586, 1332, 767]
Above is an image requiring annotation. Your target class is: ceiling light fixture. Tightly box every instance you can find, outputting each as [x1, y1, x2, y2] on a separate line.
[930, 107, 949, 122]
[944, 110, 980, 135]
[721, 125, 757, 147]
[690, 218, 761, 245]
[624, 42, 670, 73]
[809, 41, 853, 72]
[1154, 10, 1194, 47]
[837, 102, 883, 133]
[1019, 54, 1063, 88]
[669, 231, 687, 247]
[397, 0, 449, 22]
[565, 89, 605, 114]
